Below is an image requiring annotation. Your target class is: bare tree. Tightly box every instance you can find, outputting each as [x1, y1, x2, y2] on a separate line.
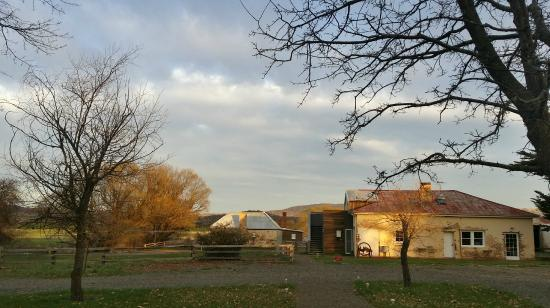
[250, 0, 550, 214]
[4, 50, 164, 301]
[0, 0, 70, 67]
[380, 190, 431, 287]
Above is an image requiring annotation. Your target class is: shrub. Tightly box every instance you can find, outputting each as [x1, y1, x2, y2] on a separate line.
[197, 225, 250, 245]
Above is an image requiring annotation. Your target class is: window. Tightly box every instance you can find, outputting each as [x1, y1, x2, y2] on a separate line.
[395, 230, 404, 243]
[461, 231, 484, 247]
[291, 233, 296, 240]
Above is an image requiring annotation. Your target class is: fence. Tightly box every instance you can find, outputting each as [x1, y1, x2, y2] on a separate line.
[0, 245, 194, 273]
[0, 243, 294, 273]
[192, 244, 294, 262]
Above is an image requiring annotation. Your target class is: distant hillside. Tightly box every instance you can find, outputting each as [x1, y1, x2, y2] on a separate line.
[197, 203, 343, 230]
[269, 203, 343, 217]
[196, 213, 225, 228]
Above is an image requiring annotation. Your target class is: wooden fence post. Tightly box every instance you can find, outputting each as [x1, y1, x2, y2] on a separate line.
[101, 254, 106, 265]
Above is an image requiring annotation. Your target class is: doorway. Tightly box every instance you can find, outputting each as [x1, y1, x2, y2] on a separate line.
[443, 232, 455, 258]
[344, 229, 353, 255]
[504, 233, 519, 260]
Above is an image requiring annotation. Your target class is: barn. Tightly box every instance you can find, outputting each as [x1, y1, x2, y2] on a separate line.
[211, 210, 303, 246]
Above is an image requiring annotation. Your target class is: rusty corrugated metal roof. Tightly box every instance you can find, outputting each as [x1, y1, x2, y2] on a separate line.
[349, 190, 537, 218]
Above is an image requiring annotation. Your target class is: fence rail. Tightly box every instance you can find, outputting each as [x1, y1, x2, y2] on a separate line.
[192, 244, 294, 262]
[0, 245, 194, 267]
[0, 244, 294, 269]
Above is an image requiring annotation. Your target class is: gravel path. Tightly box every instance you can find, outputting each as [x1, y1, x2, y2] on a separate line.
[2, 255, 550, 307]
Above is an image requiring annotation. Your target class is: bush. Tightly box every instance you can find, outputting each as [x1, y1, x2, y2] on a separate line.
[197, 225, 250, 245]
[196, 225, 250, 259]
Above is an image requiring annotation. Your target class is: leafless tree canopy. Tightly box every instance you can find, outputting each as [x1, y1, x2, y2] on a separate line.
[250, 0, 550, 199]
[6, 50, 163, 233]
[4, 50, 163, 300]
[0, 0, 70, 66]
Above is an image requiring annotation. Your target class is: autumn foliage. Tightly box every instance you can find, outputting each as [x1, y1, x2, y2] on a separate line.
[92, 164, 210, 247]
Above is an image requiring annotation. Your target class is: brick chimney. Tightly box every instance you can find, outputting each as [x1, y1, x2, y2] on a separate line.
[419, 182, 432, 202]
[280, 211, 287, 228]
[420, 182, 432, 191]
[239, 212, 247, 230]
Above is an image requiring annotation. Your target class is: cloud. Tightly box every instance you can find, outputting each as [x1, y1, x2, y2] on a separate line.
[354, 138, 400, 158]
[0, 0, 545, 213]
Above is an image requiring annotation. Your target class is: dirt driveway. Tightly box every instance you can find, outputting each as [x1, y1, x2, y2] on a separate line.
[1, 255, 549, 307]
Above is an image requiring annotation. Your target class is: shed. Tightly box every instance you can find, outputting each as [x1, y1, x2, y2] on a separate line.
[211, 210, 303, 246]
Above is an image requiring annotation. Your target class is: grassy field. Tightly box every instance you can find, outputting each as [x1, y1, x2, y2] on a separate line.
[354, 280, 540, 307]
[0, 284, 296, 308]
[0, 250, 195, 278]
[315, 255, 550, 267]
[5, 229, 73, 249]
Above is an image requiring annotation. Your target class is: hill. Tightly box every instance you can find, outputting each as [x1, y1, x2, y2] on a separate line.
[269, 203, 343, 217]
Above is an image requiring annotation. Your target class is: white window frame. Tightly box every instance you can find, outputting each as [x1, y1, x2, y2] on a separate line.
[460, 231, 485, 247]
[395, 230, 404, 243]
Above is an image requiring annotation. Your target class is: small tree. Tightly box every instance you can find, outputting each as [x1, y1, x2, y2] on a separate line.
[0, 178, 20, 243]
[5, 50, 163, 301]
[356, 188, 432, 287]
[381, 190, 430, 288]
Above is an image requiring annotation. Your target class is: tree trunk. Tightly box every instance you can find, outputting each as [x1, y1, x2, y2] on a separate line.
[70, 188, 93, 301]
[70, 219, 87, 301]
[400, 237, 411, 288]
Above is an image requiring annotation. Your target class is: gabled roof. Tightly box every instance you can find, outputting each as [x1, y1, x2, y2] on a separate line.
[346, 189, 537, 218]
[211, 210, 301, 230]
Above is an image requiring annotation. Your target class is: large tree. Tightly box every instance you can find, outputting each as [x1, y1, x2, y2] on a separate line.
[93, 164, 210, 247]
[4, 50, 163, 301]
[250, 0, 550, 215]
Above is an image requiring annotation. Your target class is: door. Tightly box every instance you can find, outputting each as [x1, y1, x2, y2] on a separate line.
[344, 229, 353, 255]
[505, 233, 520, 260]
[443, 232, 454, 258]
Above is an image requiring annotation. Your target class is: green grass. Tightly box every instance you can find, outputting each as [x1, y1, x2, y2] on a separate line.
[315, 255, 550, 267]
[0, 284, 296, 308]
[5, 229, 72, 249]
[354, 280, 540, 308]
[0, 250, 194, 278]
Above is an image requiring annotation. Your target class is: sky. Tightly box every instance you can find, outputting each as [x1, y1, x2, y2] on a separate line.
[0, 0, 547, 213]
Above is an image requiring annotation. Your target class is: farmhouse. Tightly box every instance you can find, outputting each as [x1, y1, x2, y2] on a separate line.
[534, 216, 550, 252]
[309, 183, 537, 260]
[212, 210, 303, 246]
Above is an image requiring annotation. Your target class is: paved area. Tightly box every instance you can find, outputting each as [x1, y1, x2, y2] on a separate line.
[2, 255, 550, 307]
